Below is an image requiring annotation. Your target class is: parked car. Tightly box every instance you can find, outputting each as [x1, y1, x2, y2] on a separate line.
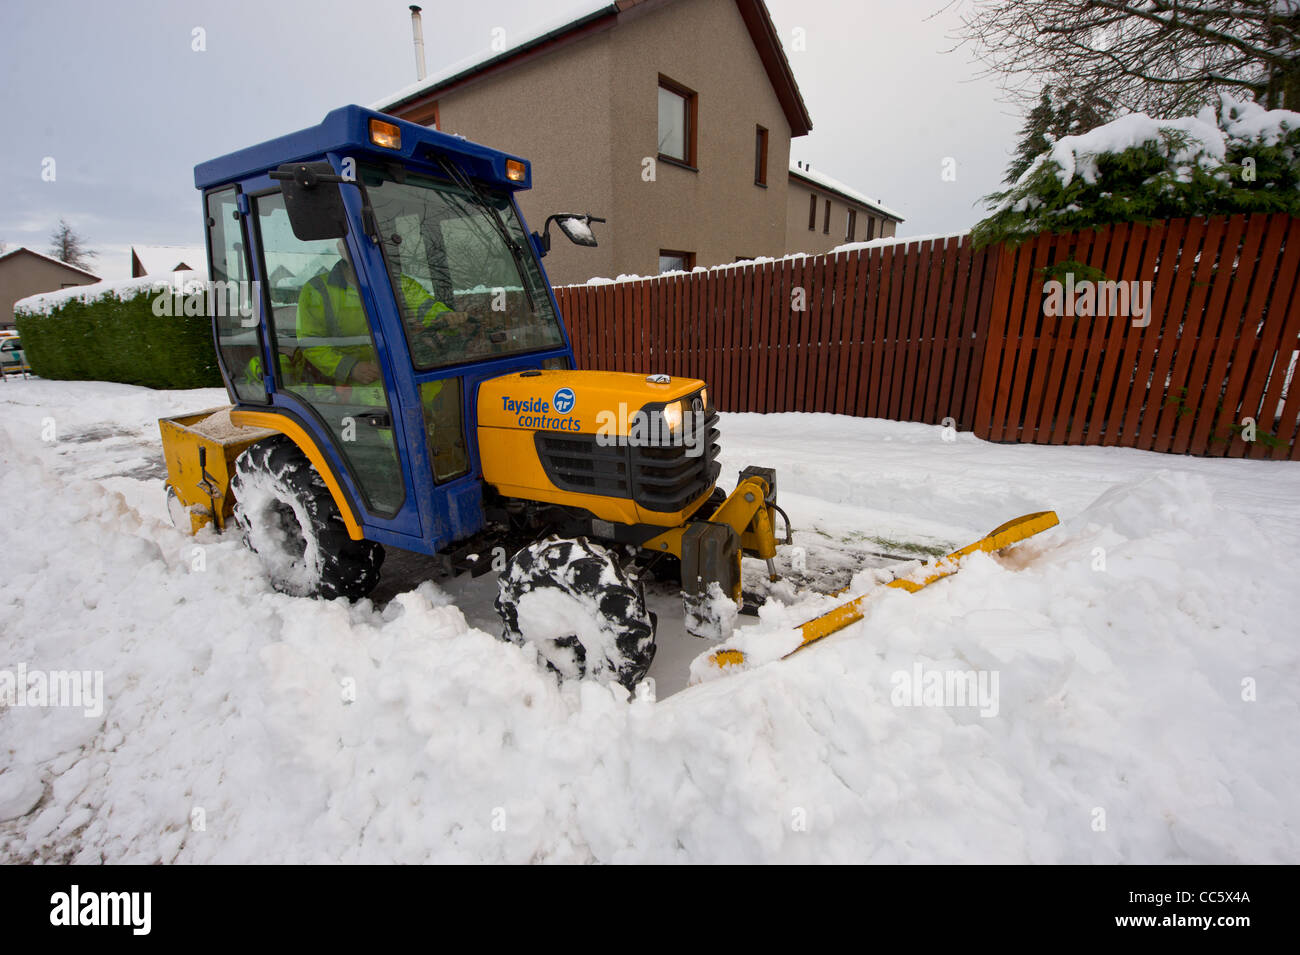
[0, 337, 30, 377]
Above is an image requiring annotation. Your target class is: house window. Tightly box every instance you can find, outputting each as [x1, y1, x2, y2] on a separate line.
[846, 209, 857, 241]
[866, 217, 876, 240]
[823, 199, 831, 235]
[808, 194, 817, 231]
[754, 125, 768, 185]
[659, 249, 695, 273]
[657, 76, 697, 166]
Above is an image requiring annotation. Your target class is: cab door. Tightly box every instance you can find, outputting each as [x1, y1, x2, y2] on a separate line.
[250, 190, 409, 521]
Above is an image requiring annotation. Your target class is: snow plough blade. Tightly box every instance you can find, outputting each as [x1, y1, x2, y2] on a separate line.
[705, 510, 1059, 673]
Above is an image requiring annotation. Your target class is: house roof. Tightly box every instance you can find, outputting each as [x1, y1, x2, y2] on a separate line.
[131, 245, 208, 278]
[0, 246, 100, 281]
[374, 0, 813, 137]
[789, 165, 903, 222]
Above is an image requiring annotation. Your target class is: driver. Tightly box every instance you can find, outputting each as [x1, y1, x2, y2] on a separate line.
[296, 240, 471, 388]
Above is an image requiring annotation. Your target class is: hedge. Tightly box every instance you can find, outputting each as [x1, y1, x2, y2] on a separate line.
[14, 282, 222, 390]
[972, 96, 1300, 248]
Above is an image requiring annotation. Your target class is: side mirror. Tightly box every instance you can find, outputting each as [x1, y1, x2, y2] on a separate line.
[537, 213, 606, 253]
[270, 162, 350, 241]
[556, 215, 601, 247]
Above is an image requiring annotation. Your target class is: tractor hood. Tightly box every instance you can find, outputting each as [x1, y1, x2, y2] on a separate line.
[477, 369, 705, 437]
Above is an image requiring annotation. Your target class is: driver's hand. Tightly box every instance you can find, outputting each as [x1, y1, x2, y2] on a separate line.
[353, 361, 380, 384]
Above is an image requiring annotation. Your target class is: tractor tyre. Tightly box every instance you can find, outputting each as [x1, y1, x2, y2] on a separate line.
[230, 436, 384, 601]
[496, 536, 656, 689]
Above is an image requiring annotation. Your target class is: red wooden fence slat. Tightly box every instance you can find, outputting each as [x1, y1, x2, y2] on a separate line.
[973, 242, 1014, 437]
[1079, 222, 1140, 445]
[1251, 220, 1300, 459]
[1173, 216, 1247, 454]
[1153, 217, 1221, 452]
[925, 235, 967, 426]
[1018, 231, 1067, 442]
[1040, 229, 1093, 445]
[1218, 215, 1294, 457]
[958, 244, 994, 430]
[1138, 217, 1202, 451]
[844, 249, 871, 418]
[866, 245, 893, 418]
[822, 253, 840, 414]
[754, 261, 769, 415]
[884, 240, 915, 420]
[1190, 215, 1272, 454]
[989, 236, 1040, 441]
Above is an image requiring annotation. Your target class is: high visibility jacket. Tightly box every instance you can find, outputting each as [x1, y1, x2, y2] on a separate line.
[297, 261, 453, 384]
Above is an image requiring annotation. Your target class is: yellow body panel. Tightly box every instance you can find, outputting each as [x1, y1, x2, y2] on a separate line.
[158, 407, 276, 534]
[228, 408, 365, 541]
[477, 368, 712, 527]
[476, 369, 702, 435]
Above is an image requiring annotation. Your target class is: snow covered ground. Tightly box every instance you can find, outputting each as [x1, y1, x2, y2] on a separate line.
[1, 378, 1298, 863]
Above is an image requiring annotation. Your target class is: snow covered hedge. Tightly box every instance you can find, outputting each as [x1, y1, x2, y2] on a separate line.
[14, 274, 222, 389]
[973, 96, 1300, 248]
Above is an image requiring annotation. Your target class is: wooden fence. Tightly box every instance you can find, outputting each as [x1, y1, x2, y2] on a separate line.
[553, 213, 1300, 460]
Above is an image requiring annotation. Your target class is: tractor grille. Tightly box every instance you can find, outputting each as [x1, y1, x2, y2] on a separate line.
[536, 412, 721, 514]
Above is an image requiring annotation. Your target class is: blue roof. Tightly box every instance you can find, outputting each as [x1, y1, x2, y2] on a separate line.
[193, 105, 531, 191]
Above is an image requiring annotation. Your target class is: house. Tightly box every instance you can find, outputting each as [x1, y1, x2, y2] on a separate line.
[375, 0, 901, 285]
[130, 245, 208, 278]
[0, 247, 99, 329]
[788, 161, 902, 254]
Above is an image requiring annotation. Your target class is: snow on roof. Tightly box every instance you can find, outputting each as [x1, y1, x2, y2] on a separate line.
[372, 1, 616, 111]
[789, 165, 903, 221]
[15, 271, 204, 317]
[131, 245, 208, 278]
[0, 246, 100, 280]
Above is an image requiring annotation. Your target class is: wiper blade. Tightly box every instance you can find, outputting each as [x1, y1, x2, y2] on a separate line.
[434, 155, 538, 314]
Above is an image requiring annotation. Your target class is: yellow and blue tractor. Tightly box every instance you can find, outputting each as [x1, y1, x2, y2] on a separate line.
[161, 105, 789, 687]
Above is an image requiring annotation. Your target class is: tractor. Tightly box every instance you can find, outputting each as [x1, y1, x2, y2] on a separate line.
[162, 105, 788, 688]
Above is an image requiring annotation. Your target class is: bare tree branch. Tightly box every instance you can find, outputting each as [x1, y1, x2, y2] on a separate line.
[952, 0, 1300, 115]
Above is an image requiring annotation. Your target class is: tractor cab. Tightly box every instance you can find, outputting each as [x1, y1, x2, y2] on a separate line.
[195, 106, 599, 554]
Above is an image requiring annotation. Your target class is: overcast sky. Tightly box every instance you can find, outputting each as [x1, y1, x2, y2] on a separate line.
[0, 0, 1022, 280]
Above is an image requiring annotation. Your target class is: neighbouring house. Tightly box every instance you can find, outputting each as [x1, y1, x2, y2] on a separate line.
[788, 161, 902, 254]
[130, 245, 208, 279]
[375, 0, 902, 285]
[0, 247, 99, 329]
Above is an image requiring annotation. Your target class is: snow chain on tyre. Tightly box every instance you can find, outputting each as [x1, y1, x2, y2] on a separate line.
[230, 436, 384, 601]
[496, 536, 656, 689]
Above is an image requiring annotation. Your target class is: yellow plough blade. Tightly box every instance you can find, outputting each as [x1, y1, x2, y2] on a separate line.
[707, 510, 1059, 671]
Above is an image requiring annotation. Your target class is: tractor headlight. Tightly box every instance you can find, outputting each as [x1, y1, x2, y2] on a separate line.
[662, 400, 684, 435]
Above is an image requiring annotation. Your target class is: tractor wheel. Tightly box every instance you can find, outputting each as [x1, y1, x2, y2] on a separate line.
[496, 536, 656, 689]
[230, 436, 384, 601]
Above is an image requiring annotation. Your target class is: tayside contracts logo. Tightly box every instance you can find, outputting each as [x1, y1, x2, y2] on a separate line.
[500, 390, 580, 432]
[50, 885, 151, 935]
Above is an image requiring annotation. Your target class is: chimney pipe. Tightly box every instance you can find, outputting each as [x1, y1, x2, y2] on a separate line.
[410, 5, 427, 82]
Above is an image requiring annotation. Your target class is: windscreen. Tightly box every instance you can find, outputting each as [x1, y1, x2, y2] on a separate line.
[361, 163, 564, 370]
